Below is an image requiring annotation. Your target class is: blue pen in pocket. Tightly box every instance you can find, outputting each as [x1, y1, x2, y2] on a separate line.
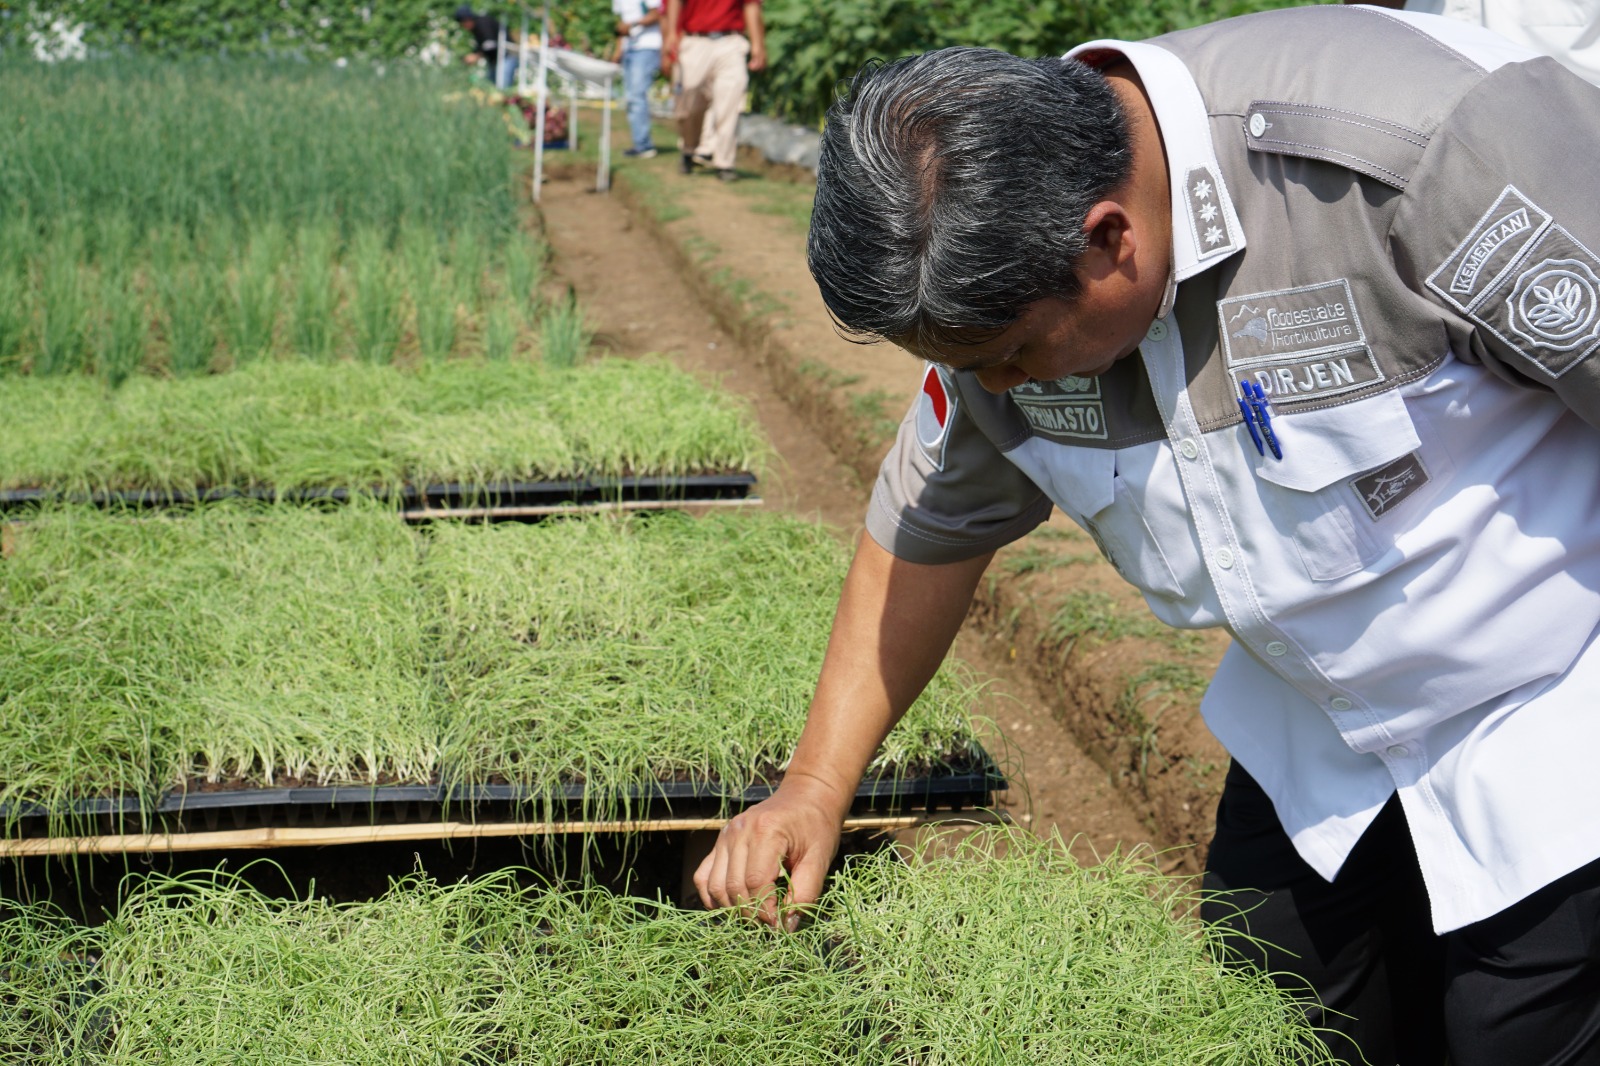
[1247, 380, 1284, 461]
[1237, 380, 1265, 456]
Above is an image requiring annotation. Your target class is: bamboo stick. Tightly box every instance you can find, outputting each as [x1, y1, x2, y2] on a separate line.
[0, 811, 1008, 858]
[399, 496, 763, 520]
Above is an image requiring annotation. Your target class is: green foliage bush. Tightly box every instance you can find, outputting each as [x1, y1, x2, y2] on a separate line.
[5, 0, 452, 60]
[753, 0, 1331, 127]
[6, 0, 1325, 130]
[3, 0, 626, 61]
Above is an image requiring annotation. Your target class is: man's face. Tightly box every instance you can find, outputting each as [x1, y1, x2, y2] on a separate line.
[902, 281, 1161, 396]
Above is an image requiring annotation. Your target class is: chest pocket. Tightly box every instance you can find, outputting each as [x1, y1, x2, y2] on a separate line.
[1034, 445, 1189, 602]
[1252, 389, 1435, 582]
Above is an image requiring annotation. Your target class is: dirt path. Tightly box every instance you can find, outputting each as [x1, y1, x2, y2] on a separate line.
[535, 159, 1158, 866]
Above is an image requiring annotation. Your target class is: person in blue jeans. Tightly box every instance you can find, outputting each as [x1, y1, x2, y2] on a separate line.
[612, 0, 663, 157]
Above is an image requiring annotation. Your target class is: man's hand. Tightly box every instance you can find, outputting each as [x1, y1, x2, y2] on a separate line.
[743, 0, 766, 73]
[663, 0, 681, 65]
[694, 773, 850, 930]
[693, 536, 994, 931]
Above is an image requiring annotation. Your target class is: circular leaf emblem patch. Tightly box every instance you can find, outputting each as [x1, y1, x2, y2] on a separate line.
[1508, 258, 1600, 351]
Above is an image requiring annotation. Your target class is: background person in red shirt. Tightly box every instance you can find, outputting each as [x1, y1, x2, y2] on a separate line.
[664, 0, 766, 181]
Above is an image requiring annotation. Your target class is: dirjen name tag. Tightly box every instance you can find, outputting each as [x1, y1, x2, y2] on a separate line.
[1237, 351, 1382, 399]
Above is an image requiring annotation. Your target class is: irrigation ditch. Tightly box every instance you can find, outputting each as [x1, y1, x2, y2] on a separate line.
[566, 121, 1236, 874]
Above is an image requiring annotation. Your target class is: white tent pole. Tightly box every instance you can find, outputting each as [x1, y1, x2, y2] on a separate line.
[597, 73, 612, 192]
[569, 78, 579, 152]
[532, 2, 550, 202]
[496, 22, 507, 88]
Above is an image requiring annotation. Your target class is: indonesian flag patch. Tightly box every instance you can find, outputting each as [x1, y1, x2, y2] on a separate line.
[915, 363, 956, 470]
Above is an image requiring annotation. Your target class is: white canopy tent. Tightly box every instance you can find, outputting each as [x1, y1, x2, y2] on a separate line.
[519, 3, 622, 202]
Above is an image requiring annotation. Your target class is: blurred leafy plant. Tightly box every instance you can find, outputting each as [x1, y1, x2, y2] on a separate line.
[753, 0, 1330, 127]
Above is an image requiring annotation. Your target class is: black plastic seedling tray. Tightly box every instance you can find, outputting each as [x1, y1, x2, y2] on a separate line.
[3, 746, 1006, 839]
[0, 473, 760, 521]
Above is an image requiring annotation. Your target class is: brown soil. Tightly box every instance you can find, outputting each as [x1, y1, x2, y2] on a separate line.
[534, 130, 1232, 872]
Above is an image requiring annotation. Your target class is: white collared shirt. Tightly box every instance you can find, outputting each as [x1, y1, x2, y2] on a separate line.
[612, 0, 662, 52]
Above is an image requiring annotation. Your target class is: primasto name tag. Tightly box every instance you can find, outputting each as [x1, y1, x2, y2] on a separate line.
[1009, 376, 1109, 442]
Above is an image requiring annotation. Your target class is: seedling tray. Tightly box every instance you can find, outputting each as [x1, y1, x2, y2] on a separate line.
[0, 473, 760, 521]
[2, 747, 1005, 841]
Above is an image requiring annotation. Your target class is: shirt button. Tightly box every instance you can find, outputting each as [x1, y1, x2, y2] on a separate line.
[1248, 112, 1268, 138]
[1178, 438, 1199, 460]
[1386, 744, 1409, 758]
[1145, 320, 1169, 343]
[1330, 697, 1353, 711]
[1214, 547, 1235, 569]
[1265, 641, 1287, 657]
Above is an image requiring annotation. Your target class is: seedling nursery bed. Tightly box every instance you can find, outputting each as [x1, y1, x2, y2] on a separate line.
[0, 827, 1342, 1064]
[0, 359, 767, 515]
[0, 57, 531, 383]
[0, 506, 986, 843]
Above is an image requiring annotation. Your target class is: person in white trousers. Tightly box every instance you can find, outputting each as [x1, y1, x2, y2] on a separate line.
[664, 0, 765, 181]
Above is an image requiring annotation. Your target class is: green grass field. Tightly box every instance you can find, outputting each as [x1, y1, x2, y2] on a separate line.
[0, 57, 560, 380]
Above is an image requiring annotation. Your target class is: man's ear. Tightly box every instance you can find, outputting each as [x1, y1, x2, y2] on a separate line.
[1079, 201, 1138, 278]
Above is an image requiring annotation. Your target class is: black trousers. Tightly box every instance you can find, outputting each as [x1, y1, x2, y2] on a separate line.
[1201, 760, 1600, 1066]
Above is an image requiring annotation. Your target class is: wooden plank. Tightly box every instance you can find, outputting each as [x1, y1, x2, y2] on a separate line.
[0, 810, 1005, 858]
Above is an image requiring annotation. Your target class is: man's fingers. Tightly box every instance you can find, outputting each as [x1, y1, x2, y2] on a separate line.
[704, 829, 734, 910]
[721, 825, 753, 913]
[742, 832, 792, 927]
[724, 819, 784, 924]
[696, 798, 843, 928]
[784, 844, 830, 909]
[780, 840, 832, 931]
[692, 849, 715, 910]
[696, 814, 793, 924]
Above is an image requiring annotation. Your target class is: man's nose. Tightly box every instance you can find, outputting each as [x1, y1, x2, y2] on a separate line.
[973, 364, 1030, 395]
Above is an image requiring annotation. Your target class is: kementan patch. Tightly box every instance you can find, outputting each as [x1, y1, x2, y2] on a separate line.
[1427, 185, 1600, 379]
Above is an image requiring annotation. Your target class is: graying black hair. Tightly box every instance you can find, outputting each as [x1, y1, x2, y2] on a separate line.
[807, 47, 1132, 351]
